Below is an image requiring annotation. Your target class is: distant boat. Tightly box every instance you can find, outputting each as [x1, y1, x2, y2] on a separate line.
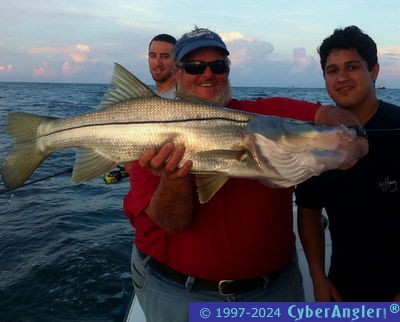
[377, 84, 386, 89]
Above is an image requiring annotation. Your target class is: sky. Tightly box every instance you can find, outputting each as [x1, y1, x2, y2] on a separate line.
[0, 0, 399, 88]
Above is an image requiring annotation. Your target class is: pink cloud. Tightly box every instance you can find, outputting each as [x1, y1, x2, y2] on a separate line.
[289, 47, 318, 74]
[62, 61, 73, 74]
[29, 43, 93, 78]
[33, 62, 55, 78]
[29, 43, 92, 64]
[69, 44, 91, 63]
[28, 47, 59, 55]
[29, 43, 91, 59]
[378, 48, 400, 82]
[0, 64, 13, 73]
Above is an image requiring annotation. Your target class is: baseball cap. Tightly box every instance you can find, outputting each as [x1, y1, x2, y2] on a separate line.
[174, 27, 229, 61]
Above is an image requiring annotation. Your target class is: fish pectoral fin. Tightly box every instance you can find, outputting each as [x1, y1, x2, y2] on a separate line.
[251, 133, 317, 186]
[195, 174, 229, 204]
[72, 149, 117, 182]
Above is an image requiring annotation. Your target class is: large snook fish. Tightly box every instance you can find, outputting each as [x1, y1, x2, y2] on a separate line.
[1, 63, 366, 203]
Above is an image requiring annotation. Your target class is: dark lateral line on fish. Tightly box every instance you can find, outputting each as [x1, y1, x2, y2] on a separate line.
[117, 117, 250, 125]
[41, 117, 249, 137]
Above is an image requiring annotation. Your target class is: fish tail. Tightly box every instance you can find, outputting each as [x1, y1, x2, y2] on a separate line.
[2, 112, 54, 190]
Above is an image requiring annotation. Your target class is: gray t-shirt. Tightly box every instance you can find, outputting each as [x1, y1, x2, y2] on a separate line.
[156, 86, 175, 99]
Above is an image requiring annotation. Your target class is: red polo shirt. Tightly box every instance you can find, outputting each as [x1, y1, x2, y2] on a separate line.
[123, 97, 319, 280]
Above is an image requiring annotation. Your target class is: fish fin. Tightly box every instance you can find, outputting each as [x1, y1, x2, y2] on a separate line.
[250, 133, 317, 186]
[2, 143, 49, 191]
[195, 174, 229, 204]
[97, 63, 157, 109]
[6, 112, 56, 142]
[252, 131, 353, 186]
[2, 113, 54, 190]
[72, 150, 117, 182]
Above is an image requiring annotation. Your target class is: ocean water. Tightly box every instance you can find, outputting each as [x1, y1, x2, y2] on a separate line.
[0, 82, 399, 322]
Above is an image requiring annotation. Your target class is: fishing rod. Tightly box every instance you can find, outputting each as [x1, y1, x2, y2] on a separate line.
[364, 128, 400, 138]
[0, 167, 73, 195]
[366, 128, 400, 132]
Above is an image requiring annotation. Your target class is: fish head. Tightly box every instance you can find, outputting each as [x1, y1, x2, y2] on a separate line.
[243, 116, 369, 186]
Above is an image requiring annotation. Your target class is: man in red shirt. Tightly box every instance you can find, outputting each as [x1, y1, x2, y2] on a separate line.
[124, 27, 364, 322]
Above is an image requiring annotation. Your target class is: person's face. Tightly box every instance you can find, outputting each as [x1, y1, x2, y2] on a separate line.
[323, 49, 379, 110]
[148, 40, 175, 83]
[174, 47, 231, 105]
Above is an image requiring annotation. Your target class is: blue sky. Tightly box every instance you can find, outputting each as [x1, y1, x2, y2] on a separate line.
[0, 0, 399, 88]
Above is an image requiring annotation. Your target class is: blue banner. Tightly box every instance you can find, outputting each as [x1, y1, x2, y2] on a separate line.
[190, 302, 400, 322]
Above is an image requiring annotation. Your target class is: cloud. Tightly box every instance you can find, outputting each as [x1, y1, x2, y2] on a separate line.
[221, 31, 248, 42]
[29, 43, 94, 79]
[29, 43, 92, 61]
[28, 47, 59, 55]
[33, 62, 55, 77]
[0, 64, 13, 73]
[289, 47, 318, 74]
[378, 46, 400, 84]
[69, 44, 91, 63]
[221, 31, 273, 65]
[62, 61, 73, 74]
[217, 32, 323, 87]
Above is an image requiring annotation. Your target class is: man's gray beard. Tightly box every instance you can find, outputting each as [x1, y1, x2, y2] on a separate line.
[176, 81, 232, 106]
[211, 81, 232, 106]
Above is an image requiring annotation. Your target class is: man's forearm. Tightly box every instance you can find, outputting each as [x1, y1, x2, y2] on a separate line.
[298, 207, 327, 280]
[145, 175, 194, 233]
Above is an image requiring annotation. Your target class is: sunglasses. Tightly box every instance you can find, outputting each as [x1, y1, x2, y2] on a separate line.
[177, 60, 230, 75]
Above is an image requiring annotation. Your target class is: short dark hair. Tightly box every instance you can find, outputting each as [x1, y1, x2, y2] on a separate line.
[149, 34, 177, 49]
[318, 25, 378, 73]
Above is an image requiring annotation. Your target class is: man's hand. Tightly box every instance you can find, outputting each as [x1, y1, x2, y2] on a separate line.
[139, 143, 194, 233]
[312, 275, 343, 302]
[139, 142, 192, 179]
[315, 105, 369, 168]
[315, 105, 360, 127]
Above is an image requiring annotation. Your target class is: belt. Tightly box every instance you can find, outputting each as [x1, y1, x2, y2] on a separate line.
[138, 250, 289, 296]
